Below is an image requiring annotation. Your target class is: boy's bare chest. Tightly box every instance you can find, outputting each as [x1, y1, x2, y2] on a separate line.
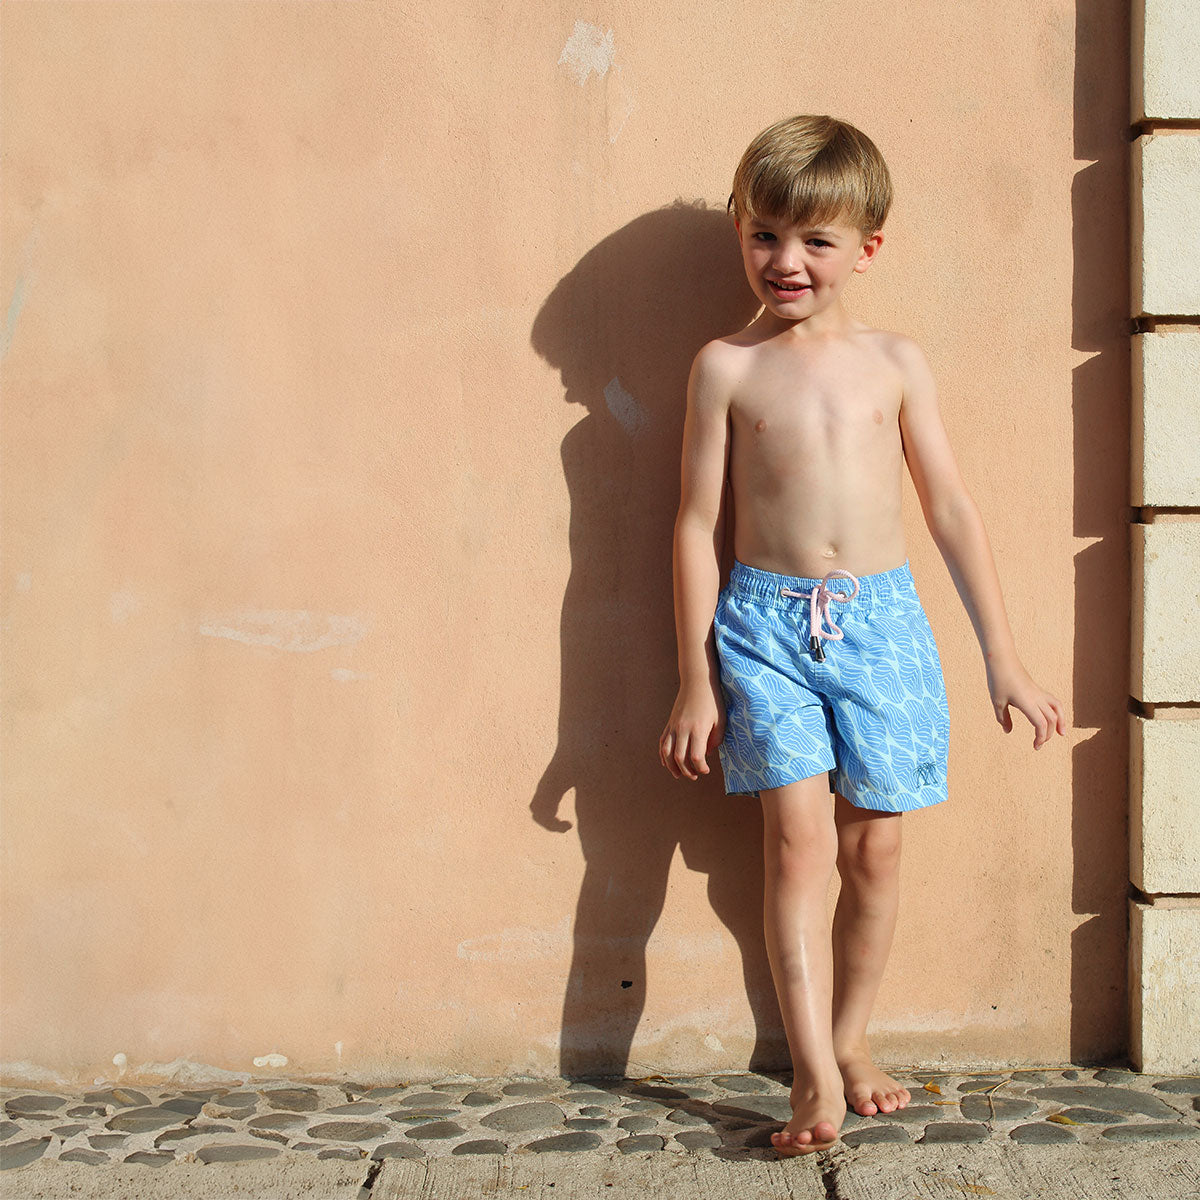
[730, 355, 902, 459]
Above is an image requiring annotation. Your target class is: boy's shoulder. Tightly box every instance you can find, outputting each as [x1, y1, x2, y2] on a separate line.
[692, 324, 930, 372]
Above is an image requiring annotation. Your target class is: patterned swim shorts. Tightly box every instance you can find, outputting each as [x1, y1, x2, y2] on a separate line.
[713, 558, 950, 812]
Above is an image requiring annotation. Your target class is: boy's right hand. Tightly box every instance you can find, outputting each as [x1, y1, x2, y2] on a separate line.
[659, 685, 726, 780]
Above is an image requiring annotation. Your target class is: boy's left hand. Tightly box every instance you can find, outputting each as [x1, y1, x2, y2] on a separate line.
[985, 656, 1067, 749]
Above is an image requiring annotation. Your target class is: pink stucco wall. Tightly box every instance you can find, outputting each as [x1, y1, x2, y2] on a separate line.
[1, 1, 1129, 1086]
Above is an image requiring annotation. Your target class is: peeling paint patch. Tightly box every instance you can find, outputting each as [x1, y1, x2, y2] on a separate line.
[253, 1053, 288, 1068]
[111, 1052, 127, 1071]
[704, 1034, 725, 1053]
[0, 1061, 70, 1086]
[15, 572, 32, 592]
[1, 223, 39, 363]
[607, 63, 635, 144]
[558, 20, 615, 84]
[134, 1058, 251, 1085]
[604, 376, 646, 436]
[199, 609, 370, 653]
[457, 914, 572, 962]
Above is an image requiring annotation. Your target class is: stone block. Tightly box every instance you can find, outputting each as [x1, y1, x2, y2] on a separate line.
[1133, 331, 1200, 506]
[1133, 134, 1200, 316]
[1130, 898, 1200, 1074]
[1130, 715, 1200, 893]
[1133, 0, 1200, 120]
[1131, 520, 1200, 702]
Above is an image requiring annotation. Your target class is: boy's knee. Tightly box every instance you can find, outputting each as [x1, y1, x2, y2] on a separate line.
[766, 822, 839, 879]
[837, 825, 901, 886]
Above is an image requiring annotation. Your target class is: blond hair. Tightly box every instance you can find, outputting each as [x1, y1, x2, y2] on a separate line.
[728, 115, 893, 238]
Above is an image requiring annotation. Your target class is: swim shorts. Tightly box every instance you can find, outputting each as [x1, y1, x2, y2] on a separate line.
[713, 558, 950, 812]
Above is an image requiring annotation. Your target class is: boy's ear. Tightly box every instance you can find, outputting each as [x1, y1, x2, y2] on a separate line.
[853, 230, 884, 274]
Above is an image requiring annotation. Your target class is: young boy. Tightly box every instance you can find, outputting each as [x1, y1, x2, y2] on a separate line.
[658, 115, 1066, 1157]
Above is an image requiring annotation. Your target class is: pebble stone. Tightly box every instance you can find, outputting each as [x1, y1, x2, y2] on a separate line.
[1009, 1122, 1078, 1144]
[262, 1087, 319, 1110]
[675, 1130, 722, 1150]
[124, 1151, 174, 1167]
[1153, 1078, 1200, 1095]
[1101, 1123, 1200, 1143]
[371, 1141, 425, 1159]
[1029, 1086, 1177, 1119]
[454, 1139, 508, 1154]
[394, 1092, 458, 1108]
[617, 1134, 665, 1153]
[842, 1125, 910, 1146]
[5, 1096, 64, 1116]
[0, 1137, 51, 1169]
[712, 1096, 795, 1123]
[501, 1081, 558, 1097]
[405, 1120, 466, 1140]
[462, 1091, 501, 1106]
[60, 1149, 109, 1164]
[959, 1095, 1039, 1121]
[479, 1102, 564, 1133]
[617, 1114, 658, 1133]
[565, 1117, 609, 1130]
[525, 1131, 603, 1153]
[875, 1105, 950, 1125]
[195, 1143, 282, 1163]
[666, 1108, 711, 1126]
[919, 1122, 990, 1144]
[1093, 1069, 1139, 1085]
[308, 1119, 391, 1142]
[1056, 1106, 1124, 1124]
[711, 1075, 775, 1093]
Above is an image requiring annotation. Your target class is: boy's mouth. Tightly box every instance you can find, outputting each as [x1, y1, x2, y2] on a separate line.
[767, 279, 811, 297]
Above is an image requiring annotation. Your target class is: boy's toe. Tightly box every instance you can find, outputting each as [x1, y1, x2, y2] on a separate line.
[813, 1120, 838, 1145]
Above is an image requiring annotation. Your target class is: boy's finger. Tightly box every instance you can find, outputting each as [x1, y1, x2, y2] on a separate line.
[674, 732, 698, 780]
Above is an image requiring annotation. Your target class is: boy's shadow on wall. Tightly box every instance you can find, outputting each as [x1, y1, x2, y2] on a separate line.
[529, 202, 784, 1079]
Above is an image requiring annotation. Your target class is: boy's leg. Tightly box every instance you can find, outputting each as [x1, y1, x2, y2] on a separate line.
[830, 792, 912, 1116]
[760, 773, 848, 1156]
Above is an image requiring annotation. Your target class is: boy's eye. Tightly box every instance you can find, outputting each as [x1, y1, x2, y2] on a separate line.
[753, 232, 775, 242]
[808, 239, 831, 248]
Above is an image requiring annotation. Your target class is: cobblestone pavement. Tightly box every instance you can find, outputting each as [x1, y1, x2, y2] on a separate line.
[2, 1066, 1198, 1173]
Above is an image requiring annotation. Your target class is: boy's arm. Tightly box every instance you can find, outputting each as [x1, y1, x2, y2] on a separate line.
[895, 338, 1066, 749]
[660, 343, 733, 780]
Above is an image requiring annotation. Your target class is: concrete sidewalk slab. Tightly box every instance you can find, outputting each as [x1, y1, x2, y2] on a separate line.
[371, 1142, 1200, 1199]
[5, 1141, 1199, 1199]
[0, 1151, 370, 1199]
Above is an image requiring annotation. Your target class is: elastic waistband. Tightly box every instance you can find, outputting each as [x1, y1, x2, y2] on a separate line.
[727, 558, 916, 610]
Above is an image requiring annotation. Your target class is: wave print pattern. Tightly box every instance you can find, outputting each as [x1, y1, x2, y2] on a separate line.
[714, 580, 950, 812]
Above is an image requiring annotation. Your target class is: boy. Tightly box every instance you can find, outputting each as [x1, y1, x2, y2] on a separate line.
[658, 115, 1065, 1157]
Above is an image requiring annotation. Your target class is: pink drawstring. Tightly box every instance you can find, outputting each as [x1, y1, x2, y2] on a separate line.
[780, 570, 860, 661]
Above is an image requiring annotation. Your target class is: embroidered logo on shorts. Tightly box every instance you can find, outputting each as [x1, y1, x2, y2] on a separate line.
[915, 762, 938, 786]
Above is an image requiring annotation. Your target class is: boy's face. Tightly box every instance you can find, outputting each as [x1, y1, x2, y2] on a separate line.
[734, 211, 882, 324]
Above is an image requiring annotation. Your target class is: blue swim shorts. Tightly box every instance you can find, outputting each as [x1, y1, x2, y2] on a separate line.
[713, 559, 950, 812]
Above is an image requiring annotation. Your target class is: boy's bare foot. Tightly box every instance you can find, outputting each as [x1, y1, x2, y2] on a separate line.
[771, 1079, 847, 1157]
[838, 1053, 911, 1116]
